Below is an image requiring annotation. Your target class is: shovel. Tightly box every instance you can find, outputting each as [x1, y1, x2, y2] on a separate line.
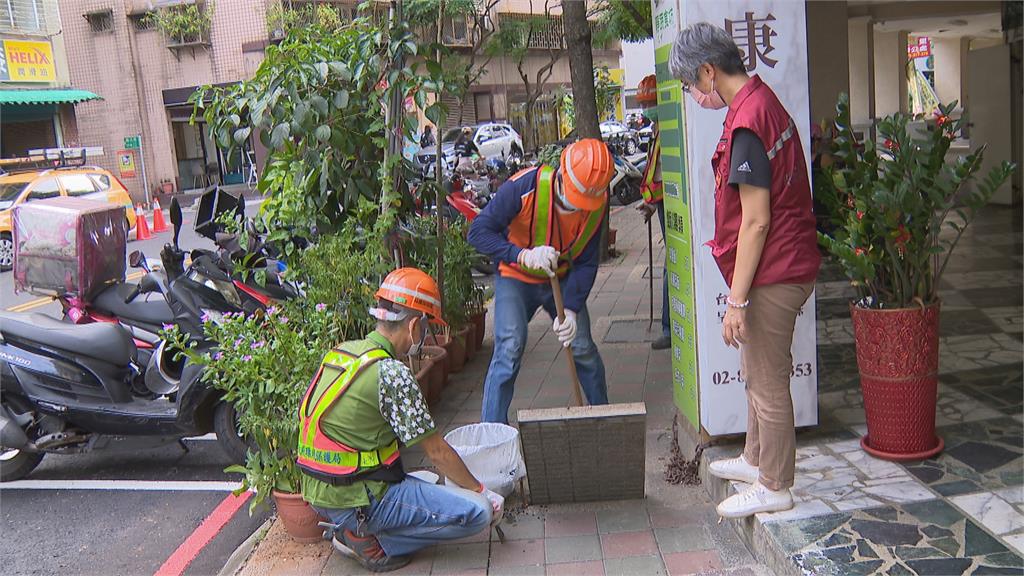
[550, 275, 585, 407]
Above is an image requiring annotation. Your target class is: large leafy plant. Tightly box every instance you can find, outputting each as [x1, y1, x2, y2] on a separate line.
[818, 94, 1015, 308]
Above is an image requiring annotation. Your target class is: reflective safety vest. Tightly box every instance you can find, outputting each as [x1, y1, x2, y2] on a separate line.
[505, 166, 605, 280]
[296, 346, 403, 486]
[640, 129, 663, 204]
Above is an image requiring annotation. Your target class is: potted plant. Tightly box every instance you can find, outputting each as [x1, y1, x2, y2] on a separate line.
[819, 94, 1015, 461]
[147, 2, 213, 45]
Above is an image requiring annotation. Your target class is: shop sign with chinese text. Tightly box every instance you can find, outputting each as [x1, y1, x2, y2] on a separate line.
[0, 40, 56, 83]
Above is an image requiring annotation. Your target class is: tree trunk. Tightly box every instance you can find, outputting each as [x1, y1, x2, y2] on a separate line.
[562, 0, 609, 260]
[563, 0, 600, 139]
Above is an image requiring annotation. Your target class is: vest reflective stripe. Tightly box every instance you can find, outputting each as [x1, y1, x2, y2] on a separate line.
[297, 347, 397, 478]
[765, 119, 796, 160]
[641, 131, 664, 204]
[515, 166, 604, 280]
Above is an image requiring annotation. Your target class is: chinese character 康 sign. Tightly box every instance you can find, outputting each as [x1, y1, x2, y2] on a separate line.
[726, 12, 778, 71]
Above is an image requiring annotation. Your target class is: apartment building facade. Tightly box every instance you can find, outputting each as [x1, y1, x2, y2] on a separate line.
[1, 0, 92, 158]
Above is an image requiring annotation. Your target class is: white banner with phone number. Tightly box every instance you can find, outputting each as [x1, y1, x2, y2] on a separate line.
[680, 0, 819, 435]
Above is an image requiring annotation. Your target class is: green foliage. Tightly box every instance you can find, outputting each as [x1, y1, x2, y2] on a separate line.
[401, 215, 479, 331]
[818, 94, 1016, 308]
[538, 143, 565, 168]
[266, 2, 343, 36]
[147, 1, 213, 43]
[594, 0, 652, 43]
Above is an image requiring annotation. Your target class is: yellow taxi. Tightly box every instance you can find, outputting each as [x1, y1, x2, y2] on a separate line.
[0, 164, 137, 270]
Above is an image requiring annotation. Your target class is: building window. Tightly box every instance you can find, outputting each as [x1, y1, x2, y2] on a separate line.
[85, 9, 114, 33]
[0, 0, 49, 33]
[129, 12, 155, 32]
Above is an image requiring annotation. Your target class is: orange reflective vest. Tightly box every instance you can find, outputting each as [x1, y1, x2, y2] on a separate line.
[296, 346, 403, 486]
[641, 129, 663, 204]
[500, 166, 605, 282]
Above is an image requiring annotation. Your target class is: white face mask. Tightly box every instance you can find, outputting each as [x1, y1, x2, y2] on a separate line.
[554, 179, 581, 212]
[408, 315, 427, 356]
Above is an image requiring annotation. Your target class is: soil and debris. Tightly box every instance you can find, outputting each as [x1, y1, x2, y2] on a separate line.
[664, 414, 704, 486]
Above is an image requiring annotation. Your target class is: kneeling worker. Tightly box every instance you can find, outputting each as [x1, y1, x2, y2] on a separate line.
[468, 139, 614, 424]
[299, 268, 503, 572]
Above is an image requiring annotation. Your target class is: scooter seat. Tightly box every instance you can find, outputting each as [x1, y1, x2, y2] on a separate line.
[92, 283, 173, 328]
[0, 312, 136, 366]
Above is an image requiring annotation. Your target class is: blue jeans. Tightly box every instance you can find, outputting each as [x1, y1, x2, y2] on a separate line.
[657, 202, 670, 338]
[481, 275, 608, 424]
[313, 477, 491, 557]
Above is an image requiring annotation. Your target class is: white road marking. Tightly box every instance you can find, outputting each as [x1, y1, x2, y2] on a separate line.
[184, 433, 218, 441]
[1, 480, 242, 491]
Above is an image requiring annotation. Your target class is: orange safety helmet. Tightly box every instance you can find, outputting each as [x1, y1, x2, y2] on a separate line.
[637, 75, 657, 106]
[559, 139, 613, 212]
[372, 268, 447, 326]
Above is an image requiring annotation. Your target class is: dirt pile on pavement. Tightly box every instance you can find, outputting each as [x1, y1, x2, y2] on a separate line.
[664, 415, 703, 486]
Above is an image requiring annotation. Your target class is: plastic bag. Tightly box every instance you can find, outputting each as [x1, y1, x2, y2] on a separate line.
[444, 423, 526, 497]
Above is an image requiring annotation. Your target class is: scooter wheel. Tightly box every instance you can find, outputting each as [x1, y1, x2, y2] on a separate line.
[0, 449, 43, 482]
[214, 402, 253, 464]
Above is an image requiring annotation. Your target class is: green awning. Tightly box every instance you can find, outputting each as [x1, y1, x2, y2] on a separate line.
[0, 89, 102, 106]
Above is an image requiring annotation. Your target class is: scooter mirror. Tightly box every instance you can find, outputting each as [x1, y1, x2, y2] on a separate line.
[170, 197, 183, 248]
[129, 250, 144, 268]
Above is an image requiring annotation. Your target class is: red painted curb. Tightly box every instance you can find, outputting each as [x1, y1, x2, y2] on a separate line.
[154, 491, 253, 576]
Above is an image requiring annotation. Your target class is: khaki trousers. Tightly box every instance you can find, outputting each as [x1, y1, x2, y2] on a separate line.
[740, 283, 813, 491]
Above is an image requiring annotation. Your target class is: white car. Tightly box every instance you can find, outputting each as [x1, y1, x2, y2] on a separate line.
[600, 121, 640, 155]
[417, 123, 524, 170]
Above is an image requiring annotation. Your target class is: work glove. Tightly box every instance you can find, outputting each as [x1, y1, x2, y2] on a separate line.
[552, 310, 578, 348]
[480, 486, 504, 523]
[518, 246, 559, 277]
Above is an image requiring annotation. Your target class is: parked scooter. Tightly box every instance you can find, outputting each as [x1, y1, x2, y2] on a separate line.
[610, 153, 644, 205]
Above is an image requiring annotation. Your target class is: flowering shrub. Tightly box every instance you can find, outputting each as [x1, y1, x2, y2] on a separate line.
[818, 94, 1015, 308]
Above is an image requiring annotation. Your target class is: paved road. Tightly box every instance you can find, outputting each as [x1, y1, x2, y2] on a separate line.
[0, 207, 269, 576]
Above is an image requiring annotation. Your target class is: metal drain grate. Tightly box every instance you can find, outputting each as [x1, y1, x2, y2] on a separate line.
[603, 319, 662, 343]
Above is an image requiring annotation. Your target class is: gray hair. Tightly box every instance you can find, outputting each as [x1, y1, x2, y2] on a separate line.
[669, 22, 746, 85]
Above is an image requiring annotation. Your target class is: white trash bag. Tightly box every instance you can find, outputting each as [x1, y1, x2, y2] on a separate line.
[444, 423, 526, 497]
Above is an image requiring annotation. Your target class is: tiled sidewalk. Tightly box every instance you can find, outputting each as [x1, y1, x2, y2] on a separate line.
[230, 205, 771, 576]
[700, 206, 1023, 576]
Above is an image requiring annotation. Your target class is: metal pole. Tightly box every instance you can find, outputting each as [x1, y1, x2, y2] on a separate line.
[648, 215, 654, 330]
[137, 135, 150, 207]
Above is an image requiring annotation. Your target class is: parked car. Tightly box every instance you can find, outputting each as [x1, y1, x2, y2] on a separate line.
[0, 164, 137, 271]
[638, 124, 654, 151]
[600, 121, 640, 155]
[417, 123, 524, 173]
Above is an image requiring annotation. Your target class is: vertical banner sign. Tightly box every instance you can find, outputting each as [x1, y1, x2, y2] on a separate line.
[653, 0, 818, 436]
[680, 0, 818, 435]
[652, 0, 700, 429]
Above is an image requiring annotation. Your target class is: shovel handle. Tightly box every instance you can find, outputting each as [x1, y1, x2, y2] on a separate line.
[550, 275, 585, 407]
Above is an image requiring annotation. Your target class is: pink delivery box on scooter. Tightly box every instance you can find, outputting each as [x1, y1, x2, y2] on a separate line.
[13, 197, 127, 301]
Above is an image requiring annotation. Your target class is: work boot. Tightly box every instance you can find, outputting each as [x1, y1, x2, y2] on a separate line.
[716, 482, 794, 519]
[332, 529, 411, 572]
[651, 334, 671, 350]
[708, 454, 759, 484]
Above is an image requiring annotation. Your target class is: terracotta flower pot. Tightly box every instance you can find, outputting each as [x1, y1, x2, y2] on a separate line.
[421, 345, 447, 404]
[427, 334, 455, 375]
[472, 310, 486, 350]
[851, 302, 944, 461]
[459, 326, 475, 362]
[435, 333, 466, 373]
[413, 357, 433, 399]
[272, 490, 326, 543]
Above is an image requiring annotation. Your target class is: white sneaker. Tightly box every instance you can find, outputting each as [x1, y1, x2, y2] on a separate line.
[708, 454, 759, 484]
[716, 482, 794, 518]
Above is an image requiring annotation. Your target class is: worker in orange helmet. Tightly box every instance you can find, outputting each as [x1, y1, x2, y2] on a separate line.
[635, 74, 671, 350]
[468, 139, 614, 424]
[300, 268, 502, 572]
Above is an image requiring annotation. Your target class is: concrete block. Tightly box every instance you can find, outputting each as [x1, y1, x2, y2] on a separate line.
[518, 403, 647, 504]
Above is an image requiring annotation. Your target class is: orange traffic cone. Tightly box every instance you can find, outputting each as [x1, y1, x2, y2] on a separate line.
[151, 198, 168, 233]
[135, 205, 152, 240]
